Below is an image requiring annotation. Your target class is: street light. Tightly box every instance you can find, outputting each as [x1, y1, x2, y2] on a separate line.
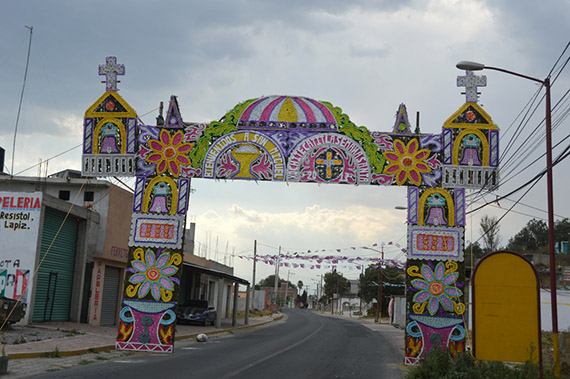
[456, 60, 559, 375]
[363, 245, 385, 323]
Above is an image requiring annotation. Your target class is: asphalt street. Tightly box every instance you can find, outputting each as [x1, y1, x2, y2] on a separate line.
[35, 309, 404, 379]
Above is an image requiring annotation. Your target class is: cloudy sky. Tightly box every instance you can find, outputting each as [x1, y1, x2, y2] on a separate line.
[1, 0, 569, 290]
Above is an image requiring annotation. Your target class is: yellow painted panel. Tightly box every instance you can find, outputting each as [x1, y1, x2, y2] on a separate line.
[474, 252, 539, 363]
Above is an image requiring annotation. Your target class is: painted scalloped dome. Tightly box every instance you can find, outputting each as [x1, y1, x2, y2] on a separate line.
[237, 96, 338, 130]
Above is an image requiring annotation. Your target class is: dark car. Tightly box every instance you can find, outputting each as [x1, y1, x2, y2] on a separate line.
[176, 300, 216, 326]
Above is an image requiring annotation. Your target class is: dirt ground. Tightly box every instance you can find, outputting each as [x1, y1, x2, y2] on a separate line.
[0, 324, 76, 345]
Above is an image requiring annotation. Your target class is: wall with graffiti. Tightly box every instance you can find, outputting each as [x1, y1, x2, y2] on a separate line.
[0, 191, 42, 324]
[82, 57, 499, 359]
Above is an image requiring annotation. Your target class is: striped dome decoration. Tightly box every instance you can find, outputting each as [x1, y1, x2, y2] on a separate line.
[237, 96, 338, 130]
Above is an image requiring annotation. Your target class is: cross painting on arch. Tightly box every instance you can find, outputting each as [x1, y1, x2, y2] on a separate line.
[81, 57, 500, 358]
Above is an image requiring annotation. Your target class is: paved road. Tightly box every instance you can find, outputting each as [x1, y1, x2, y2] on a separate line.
[36, 309, 404, 379]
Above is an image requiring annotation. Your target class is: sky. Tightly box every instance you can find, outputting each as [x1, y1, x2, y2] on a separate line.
[1, 0, 569, 292]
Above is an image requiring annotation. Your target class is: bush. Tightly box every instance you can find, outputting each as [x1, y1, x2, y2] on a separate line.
[404, 350, 546, 379]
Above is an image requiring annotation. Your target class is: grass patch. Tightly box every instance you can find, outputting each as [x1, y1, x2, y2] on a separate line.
[404, 349, 553, 379]
[64, 329, 84, 337]
[13, 335, 26, 344]
[94, 356, 109, 361]
[87, 348, 98, 354]
[79, 359, 92, 365]
[41, 347, 60, 358]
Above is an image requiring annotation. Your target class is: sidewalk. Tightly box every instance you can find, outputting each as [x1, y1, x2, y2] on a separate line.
[3, 315, 280, 359]
[1, 315, 282, 378]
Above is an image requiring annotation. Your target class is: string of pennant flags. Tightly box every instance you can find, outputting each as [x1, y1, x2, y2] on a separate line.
[237, 242, 407, 270]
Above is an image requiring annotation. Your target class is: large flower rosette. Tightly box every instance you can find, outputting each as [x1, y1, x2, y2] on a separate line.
[407, 260, 465, 316]
[125, 247, 182, 302]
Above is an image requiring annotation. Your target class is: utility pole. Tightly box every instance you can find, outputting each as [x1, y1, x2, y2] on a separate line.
[320, 274, 323, 311]
[339, 280, 343, 315]
[273, 246, 281, 306]
[251, 240, 256, 311]
[284, 270, 293, 308]
[359, 266, 363, 319]
[378, 244, 384, 324]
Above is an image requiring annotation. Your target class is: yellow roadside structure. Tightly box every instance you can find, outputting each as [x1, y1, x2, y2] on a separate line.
[472, 251, 542, 367]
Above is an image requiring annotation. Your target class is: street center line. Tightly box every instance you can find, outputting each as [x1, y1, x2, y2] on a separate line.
[220, 318, 325, 379]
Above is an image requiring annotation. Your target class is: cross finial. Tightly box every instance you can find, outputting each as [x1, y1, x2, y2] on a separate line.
[98, 56, 125, 91]
[457, 70, 486, 102]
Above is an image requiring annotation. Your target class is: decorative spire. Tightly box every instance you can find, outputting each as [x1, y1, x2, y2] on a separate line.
[457, 70, 486, 103]
[98, 56, 125, 91]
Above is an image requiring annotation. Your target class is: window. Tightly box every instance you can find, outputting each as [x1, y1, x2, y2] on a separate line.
[84, 191, 94, 202]
[58, 190, 70, 201]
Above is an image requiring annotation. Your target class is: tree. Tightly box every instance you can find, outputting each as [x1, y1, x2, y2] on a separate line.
[464, 241, 485, 263]
[479, 215, 501, 254]
[506, 218, 548, 253]
[323, 270, 349, 299]
[505, 217, 570, 266]
[256, 274, 296, 290]
[359, 264, 404, 314]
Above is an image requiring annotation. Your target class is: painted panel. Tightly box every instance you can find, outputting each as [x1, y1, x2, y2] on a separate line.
[129, 213, 185, 249]
[473, 251, 540, 364]
[407, 225, 464, 261]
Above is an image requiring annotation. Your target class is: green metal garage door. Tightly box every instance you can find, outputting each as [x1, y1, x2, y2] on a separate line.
[33, 208, 78, 322]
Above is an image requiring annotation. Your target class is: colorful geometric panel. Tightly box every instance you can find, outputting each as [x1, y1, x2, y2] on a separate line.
[454, 189, 465, 226]
[287, 133, 371, 184]
[83, 118, 94, 154]
[129, 214, 185, 249]
[116, 300, 177, 353]
[164, 96, 184, 129]
[237, 96, 338, 130]
[407, 225, 464, 261]
[408, 187, 419, 224]
[203, 131, 286, 181]
[176, 179, 190, 214]
[380, 136, 442, 187]
[392, 103, 412, 134]
[418, 188, 456, 227]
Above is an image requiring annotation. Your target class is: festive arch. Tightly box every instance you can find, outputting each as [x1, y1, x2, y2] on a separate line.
[82, 57, 499, 362]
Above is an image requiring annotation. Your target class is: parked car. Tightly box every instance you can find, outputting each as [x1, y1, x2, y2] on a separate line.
[176, 300, 216, 326]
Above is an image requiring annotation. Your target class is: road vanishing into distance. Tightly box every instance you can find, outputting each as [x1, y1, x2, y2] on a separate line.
[37, 309, 404, 379]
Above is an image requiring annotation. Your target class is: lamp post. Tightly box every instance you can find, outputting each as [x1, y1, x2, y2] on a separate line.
[456, 61, 559, 375]
[363, 244, 385, 323]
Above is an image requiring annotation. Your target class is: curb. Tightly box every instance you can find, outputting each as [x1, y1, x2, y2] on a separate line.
[8, 315, 284, 360]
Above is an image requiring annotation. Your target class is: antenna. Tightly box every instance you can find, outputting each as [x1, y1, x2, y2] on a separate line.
[11, 26, 33, 178]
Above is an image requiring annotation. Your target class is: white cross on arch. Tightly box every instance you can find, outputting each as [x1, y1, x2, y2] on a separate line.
[99, 56, 125, 91]
[457, 70, 486, 103]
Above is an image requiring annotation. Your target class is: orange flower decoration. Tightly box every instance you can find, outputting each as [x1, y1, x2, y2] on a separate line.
[383, 139, 431, 185]
[146, 130, 193, 177]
